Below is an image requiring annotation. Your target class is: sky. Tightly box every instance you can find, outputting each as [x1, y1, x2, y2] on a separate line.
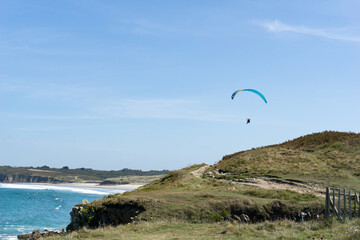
[0, 0, 359, 171]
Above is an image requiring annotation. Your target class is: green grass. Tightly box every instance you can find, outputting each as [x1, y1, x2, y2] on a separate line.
[73, 171, 323, 228]
[99, 175, 166, 185]
[45, 218, 360, 240]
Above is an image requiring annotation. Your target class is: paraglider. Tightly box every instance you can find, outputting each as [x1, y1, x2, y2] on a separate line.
[231, 89, 267, 124]
[231, 89, 267, 103]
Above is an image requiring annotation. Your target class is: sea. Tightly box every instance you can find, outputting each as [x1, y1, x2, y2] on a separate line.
[0, 183, 131, 240]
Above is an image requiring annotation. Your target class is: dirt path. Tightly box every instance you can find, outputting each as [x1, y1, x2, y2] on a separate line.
[190, 165, 209, 178]
[191, 165, 324, 197]
[237, 177, 324, 198]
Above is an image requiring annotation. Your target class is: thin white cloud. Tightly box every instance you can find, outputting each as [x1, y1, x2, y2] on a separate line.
[0, 112, 105, 120]
[22, 115, 104, 120]
[129, 19, 180, 36]
[0, 27, 97, 56]
[14, 125, 96, 132]
[1, 82, 236, 122]
[92, 98, 235, 122]
[0, 82, 106, 102]
[255, 19, 360, 42]
[109, 19, 181, 37]
[1, 99, 236, 122]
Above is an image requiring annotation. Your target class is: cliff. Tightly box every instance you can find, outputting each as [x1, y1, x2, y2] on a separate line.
[66, 198, 146, 231]
[0, 173, 62, 183]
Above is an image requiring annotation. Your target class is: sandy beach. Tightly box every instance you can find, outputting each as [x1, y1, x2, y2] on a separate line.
[52, 182, 144, 190]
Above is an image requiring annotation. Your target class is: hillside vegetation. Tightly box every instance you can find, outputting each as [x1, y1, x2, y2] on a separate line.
[210, 131, 360, 189]
[41, 131, 360, 239]
[47, 218, 360, 240]
[0, 166, 168, 184]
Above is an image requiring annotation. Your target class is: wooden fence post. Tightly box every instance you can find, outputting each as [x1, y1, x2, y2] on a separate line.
[325, 187, 329, 218]
[325, 187, 330, 218]
[332, 188, 336, 215]
[338, 189, 341, 220]
[344, 189, 346, 219]
[355, 191, 357, 218]
[349, 190, 352, 220]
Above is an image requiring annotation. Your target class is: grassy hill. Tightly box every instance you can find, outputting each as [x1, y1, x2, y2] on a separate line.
[36, 131, 360, 239]
[210, 131, 360, 189]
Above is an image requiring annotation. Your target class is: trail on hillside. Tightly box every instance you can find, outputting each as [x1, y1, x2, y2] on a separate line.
[237, 177, 324, 198]
[191, 165, 324, 198]
[191, 165, 209, 178]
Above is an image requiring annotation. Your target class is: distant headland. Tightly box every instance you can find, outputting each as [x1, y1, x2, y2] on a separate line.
[0, 166, 169, 185]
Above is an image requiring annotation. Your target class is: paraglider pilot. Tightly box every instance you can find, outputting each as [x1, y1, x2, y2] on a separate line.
[246, 118, 251, 124]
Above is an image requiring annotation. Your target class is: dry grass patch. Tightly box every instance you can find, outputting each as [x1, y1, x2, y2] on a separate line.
[45, 218, 360, 240]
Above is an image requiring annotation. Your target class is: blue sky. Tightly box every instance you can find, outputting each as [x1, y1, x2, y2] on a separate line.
[1, 0, 359, 170]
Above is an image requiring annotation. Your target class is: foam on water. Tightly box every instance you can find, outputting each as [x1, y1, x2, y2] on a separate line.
[0, 235, 17, 240]
[0, 183, 125, 195]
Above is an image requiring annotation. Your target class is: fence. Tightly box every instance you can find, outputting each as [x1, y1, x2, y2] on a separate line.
[325, 187, 359, 220]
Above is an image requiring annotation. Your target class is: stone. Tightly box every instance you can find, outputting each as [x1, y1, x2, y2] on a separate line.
[240, 214, 250, 223]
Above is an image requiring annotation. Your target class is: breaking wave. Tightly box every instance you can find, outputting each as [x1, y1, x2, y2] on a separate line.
[0, 183, 126, 195]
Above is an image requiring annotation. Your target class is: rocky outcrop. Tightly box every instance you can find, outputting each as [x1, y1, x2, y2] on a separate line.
[66, 200, 146, 231]
[0, 173, 62, 183]
[17, 229, 65, 240]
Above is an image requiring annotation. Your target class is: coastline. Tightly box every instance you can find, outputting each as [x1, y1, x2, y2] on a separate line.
[1, 182, 146, 240]
[45, 182, 143, 190]
[0, 182, 143, 189]
[0, 182, 144, 195]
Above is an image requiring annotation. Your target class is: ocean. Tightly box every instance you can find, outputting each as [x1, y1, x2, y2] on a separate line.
[0, 183, 131, 240]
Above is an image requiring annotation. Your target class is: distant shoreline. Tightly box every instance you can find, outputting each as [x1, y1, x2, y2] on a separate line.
[0, 182, 144, 191]
[49, 182, 144, 190]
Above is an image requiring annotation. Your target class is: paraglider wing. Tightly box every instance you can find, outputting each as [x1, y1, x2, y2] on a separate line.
[231, 89, 267, 103]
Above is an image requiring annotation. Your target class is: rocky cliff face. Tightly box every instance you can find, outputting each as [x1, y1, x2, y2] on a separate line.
[66, 200, 145, 231]
[0, 173, 62, 183]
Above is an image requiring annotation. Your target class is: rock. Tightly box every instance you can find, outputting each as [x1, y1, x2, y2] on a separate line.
[17, 230, 40, 240]
[295, 211, 312, 221]
[82, 199, 90, 204]
[232, 214, 242, 222]
[66, 201, 146, 231]
[32, 230, 41, 239]
[17, 230, 65, 240]
[240, 214, 250, 223]
[221, 229, 228, 234]
[232, 214, 250, 223]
